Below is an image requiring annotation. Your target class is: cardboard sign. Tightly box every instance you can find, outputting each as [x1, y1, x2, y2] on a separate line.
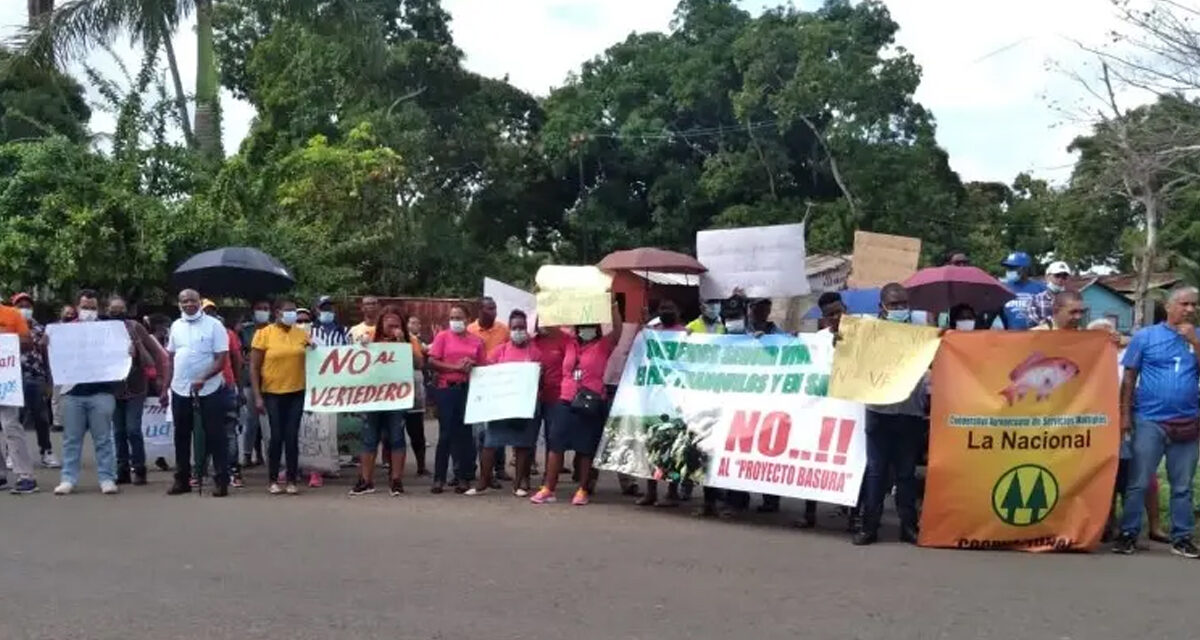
[299, 412, 340, 472]
[535, 265, 612, 291]
[464, 362, 541, 424]
[47, 321, 132, 385]
[697, 223, 810, 300]
[0, 334, 23, 407]
[484, 277, 536, 329]
[848, 230, 921, 288]
[828, 315, 940, 405]
[304, 344, 414, 413]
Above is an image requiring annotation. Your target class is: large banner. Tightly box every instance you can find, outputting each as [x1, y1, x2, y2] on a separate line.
[596, 331, 866, 506]
[47, 321, 132, 385]
[464, 362, 540, 424]
[0, 334, 23, 407]
[919, 331, 1120, 552]
[304, 344, 414, 413]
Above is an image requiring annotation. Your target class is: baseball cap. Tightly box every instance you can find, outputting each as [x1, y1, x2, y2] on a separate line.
[1001, 251, 1031, 268]
[1046, 261, 1071, 276]
[201, 298, 217, 310]
[10, 292, 31, 305]
[316, 295, 333, 308]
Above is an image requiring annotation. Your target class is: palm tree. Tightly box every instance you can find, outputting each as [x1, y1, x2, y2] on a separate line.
[27, 1, 55, 25]
[13, 0, 222, 160]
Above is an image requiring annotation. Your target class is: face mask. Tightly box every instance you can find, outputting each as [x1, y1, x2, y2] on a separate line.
[702, 303, 720, 320]
[954, 319, 976, 331]
[659, 312, 677, 326]
[1005, 269, 1019, 281]
[180, 307, 202, 322]
[724, 318, 745, 334]
[577, 327, 599, 342]
[18, 308, 32, 321]
[318, 311, 335, 324]
[253, 310, 270, 324]
[449, 319, 466, 334]
[885, 308, 911, 323]
[280, 311, 297, 326]
[1047, 282, 1064, 294]
[511, 330, 529, 345]
[77, 309, 98, 322]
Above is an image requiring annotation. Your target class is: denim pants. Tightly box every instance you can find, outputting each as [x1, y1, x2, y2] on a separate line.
[264, 391, 304, 483]
[61, 393, 116, 486]
[113, 395, 147, 472]
[1, 405, 32, 477]
[861, 411, 924, 533]
[1120, 418, 1200, 542]
[21, 380, 52, 455]
[171, 391, 229, 487]
[473, 422, 506, 471]
[434, 384, 475, 483]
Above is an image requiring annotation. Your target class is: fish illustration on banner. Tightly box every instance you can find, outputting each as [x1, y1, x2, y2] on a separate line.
[999, 353, 1081, 406]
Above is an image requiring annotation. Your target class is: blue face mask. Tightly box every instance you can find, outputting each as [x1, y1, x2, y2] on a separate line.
[318, 311, 335, 324]
[885, 308, 911, 323]
[280, 311, 298, 326]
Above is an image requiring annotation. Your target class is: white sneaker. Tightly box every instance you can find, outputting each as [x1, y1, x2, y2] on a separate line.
[464, 487, 486, 496]
[41, 453, 60, 468]
[268, 483, 283, 495]
[99, 480, 119, 495]
[4, 456, 11, 471]
[53, 482, 74, 495]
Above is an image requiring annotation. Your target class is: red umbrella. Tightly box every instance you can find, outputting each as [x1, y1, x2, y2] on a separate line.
[598, 248, 707, 274]
[903, 265, 1014, 314]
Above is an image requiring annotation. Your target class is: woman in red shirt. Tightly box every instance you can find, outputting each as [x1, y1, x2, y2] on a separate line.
[428, 304, 486, 494]
[467, 310, 541, 497]
[531, 301, 623, 506]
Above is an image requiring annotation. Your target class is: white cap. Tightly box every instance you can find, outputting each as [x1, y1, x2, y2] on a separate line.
[1046, 261, 1071, 276]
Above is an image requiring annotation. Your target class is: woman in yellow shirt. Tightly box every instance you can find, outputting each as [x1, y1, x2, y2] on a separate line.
[250, 299, 309, 495]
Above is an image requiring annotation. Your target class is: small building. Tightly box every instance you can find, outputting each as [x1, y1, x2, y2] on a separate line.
[1074, 278, 1135, 333]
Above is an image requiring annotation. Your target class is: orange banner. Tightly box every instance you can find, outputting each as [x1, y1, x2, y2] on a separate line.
[919, 331, 1119, 552]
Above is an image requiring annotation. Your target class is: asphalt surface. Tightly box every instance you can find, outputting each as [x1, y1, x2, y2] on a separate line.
[1, 426, 1196, 640]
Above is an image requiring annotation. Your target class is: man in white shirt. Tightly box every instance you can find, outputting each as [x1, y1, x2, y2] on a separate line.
[161, 289, 230, 497]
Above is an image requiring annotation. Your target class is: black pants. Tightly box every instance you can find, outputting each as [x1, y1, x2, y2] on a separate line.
[265, 391, 304, 483]
[172, 391, 229, 487]
[22, 380, 52, 454]
[860, 411, 924, 534]
[405, 411, 426, 461]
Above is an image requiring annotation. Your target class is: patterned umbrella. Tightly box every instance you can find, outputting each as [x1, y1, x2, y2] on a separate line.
[903, 265, 1014, 314]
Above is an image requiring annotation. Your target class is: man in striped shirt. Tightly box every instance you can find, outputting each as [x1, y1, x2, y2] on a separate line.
[310, 296, 350, 347]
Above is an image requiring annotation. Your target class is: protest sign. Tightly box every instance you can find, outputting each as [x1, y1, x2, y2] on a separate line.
[0, 334, 22, 407]
[484, 277, 537, 329]
[299, 412, 340, 473]
[597, 331, 866, 506]
[697, 223, 809, 300]
[535, 289, 612, 326]
[535, 265, 612, 291]
[464, 362, 541, 424]
[46, 321, 132, 386]
[919, 331, 1119, 552]
[828, 316, 940, 405]
[848, 230, 921, 288]
[141, 401, 174, 461]
[304, 344, 414, 413]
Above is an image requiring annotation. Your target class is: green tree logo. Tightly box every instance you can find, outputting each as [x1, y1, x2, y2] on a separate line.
[991, 464, 1059, 526]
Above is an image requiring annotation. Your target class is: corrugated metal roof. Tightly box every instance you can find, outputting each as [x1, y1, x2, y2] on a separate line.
[633, 271, 700, 287]
[805, 253, 850, 276]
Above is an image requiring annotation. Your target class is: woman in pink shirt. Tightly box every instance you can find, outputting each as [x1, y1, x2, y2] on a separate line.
[531, 301, 623, 506]
[467, 310, 541, 497]
[428, 304, 486, 494]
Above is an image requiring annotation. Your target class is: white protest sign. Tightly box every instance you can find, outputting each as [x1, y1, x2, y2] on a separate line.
[697, 223, 810, 300]
[299, 412, 340, 473]
[141, 401, 174, 461]
[464, 362, 541, 424]
[0, 334, 23, 407]
[47, 321, 132, 386]
[484, 278, 536, 329]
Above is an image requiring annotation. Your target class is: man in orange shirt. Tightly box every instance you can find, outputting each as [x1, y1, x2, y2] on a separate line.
[467, 296, 511, 483]
[0, 301, 36, 494]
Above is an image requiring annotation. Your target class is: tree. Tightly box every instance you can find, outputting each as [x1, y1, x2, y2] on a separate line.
[28, 0, 54, 24]
[1025, 470, 1050, 522]
[1000, 472, 1024, 523]
[0, 46, 90, 143]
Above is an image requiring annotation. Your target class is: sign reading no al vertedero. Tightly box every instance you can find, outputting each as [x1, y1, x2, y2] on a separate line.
[304, 344, 414, 413]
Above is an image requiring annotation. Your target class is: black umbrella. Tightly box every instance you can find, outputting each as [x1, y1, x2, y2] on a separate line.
[172, 247, 295, 298]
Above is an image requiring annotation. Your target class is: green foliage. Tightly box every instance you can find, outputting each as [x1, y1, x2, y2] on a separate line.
[0, 47, 90, 143]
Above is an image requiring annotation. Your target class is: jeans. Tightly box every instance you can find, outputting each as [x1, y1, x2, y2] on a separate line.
[861, 411, 924, 533]
[21, 380, 52, 455]
[1120, 418, 1200, 542]
[434, 385, 475, 483]
[61, 393, 116, 486]
[171, 391, 229, 487]
[264, 392, 304, 483]
[113, 395, 147, 472]
[1, 405, 32, 477]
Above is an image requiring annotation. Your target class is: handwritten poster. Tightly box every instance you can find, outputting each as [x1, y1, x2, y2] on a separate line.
[142, 401, 174, 461]
[535, 289, 611, 326]
[848, 230, 921, 288]
[299, 412, 340, 472]
[484, 277, 537, 329]
[697, 223, 809, 300]
[464, 362, 541, 424]
[0, 334, 23, 407]
[828, 315, 941, 405]
[305, 344, 414, 413]
[46, 321, 132, 386]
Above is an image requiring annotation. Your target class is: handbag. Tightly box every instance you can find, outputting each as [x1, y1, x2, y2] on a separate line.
[1162, 418, 1200, 443]
[571, 387, 604, 416]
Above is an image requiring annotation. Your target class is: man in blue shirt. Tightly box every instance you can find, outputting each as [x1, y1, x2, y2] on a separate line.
[1113, 286, 1200, 558]
[999, 251, 1046, 330]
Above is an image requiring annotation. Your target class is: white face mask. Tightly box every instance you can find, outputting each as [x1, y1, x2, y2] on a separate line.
[180, 306, 202, 322]
[77, 309, 98, 322]
[954, 319, 976, 331]
[702, 303, 721, 320]
[318, 311, 335, 324]
[577, 327, 599, 342]
[253, 310, 270, 324]
[724, 318, 745, 334]
[1005, 269, 1019, 281]
[1047, 282, 1064, 294]
[511, 329, 529, 345]
[280, 311, 297, 326]
[18, 308, 32, 321]
[449, 319, 466, 334]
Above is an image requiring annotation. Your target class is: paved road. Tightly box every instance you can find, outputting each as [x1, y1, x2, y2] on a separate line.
[1, 429, 1194, 640]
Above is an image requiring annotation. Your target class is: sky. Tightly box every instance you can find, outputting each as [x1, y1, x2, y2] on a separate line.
[0, 0, 1136, 185]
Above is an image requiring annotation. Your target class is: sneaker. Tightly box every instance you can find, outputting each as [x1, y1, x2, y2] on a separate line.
[41, 453, 60, 468]
[5, 455, 12, 470]
[0, 476, 7, 491]
[100, 480, 119, 495]
[268, 483, 283, 495]
[308, 471, 323, 488]
[285, 483, 299, 495]
[231, 473, 244, 489]
[1112, 532, 1137, 555]
[212, 485, 229, 498]
[852, 531, 878, 546]
[530, 487, 556, 504]
[154, 457, 169, 471]
[514, 488, 529, 498]
[349, 479, 376, 496]
[1171, 538, 1200, 559]
[572, 488, 590, 506]
[11, 478, 38, 495]
[132, 468, 147, 486]
[167, 480, 191, 496]
[389, 479, 404, 497]
[53, 482, 74, 495]
[464, 487, 487, 496]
